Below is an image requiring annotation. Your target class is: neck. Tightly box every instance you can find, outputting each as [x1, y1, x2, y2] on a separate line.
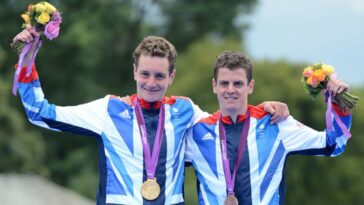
[221, 106, 247, 124]
[137, 95, 163, 103]
[134, 95, 164, 110]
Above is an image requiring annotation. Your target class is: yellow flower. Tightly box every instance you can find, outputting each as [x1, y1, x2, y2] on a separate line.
[20, 13, 30, 24]
[35, 3, 47, 13]
[321, 64, 335, 75]
[36, 12, 50, 25]
[43, 2, 57, 14]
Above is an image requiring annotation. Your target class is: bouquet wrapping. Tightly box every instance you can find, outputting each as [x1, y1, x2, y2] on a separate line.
[11, 1, 62, 95]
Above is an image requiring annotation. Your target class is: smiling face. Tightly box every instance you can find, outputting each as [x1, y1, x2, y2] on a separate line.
[134, 54, 176, 102]
[213, 67, 254, 118]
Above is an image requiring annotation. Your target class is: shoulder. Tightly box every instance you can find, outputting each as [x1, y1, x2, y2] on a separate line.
[169, 96, 195, 108]
[248, 105, 269, 119]
[108, 94, 125, 102]
[197, 112, 219, 125]
[171, 95, 192, 103]
[106, 94, 133, 108]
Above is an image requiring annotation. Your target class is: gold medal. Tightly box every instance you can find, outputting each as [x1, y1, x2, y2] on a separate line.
[224, 193, 238, 205]
[141, 178, 160, 200]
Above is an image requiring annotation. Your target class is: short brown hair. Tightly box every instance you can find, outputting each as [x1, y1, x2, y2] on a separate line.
[133, 36, 177, 73]
[213, 51, 253, 82]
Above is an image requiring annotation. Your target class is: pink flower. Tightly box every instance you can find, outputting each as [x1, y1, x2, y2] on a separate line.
[44, 21, 60, 40]
[303, 67, 314, 77]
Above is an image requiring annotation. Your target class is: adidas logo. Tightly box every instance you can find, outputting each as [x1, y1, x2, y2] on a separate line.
[201, 133, 214, 141]
[119, 109, 131, 119]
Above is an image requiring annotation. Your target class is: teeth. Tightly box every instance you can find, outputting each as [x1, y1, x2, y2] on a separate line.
[144, 88, 159, 92]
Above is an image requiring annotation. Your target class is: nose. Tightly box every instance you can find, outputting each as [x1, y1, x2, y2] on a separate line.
[226, 83, 235, 93]
[146, 76, 158, 88]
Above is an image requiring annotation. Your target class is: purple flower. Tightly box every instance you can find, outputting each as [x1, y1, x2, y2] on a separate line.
[44, 21, 60, 40]
[50, 11, 62, 24]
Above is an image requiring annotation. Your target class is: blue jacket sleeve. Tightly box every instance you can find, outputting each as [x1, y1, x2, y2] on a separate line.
[17, 64, 107, 137]
[280, 103, 352, 157]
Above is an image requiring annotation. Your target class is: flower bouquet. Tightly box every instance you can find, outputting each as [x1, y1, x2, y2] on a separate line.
[302, 63, 359, 112]
[11, 1, 62, 95]
[10, 1, 62, 53]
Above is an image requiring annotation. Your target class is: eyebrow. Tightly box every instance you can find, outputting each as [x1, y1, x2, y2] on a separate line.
[219, 80, 244, 83]
[139, 70, 168, 76]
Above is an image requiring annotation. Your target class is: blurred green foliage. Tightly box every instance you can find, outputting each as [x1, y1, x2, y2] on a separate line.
[0, 0, 363, 204]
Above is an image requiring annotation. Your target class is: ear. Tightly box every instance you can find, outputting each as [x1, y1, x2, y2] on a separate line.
[248, 79, 255, 94]
[212, 78, 217, 94]
[168, 69, 176, 85]
[133, 64, 137, 81]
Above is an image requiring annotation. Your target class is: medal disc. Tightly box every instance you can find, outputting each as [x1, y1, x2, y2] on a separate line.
[141, 178, 160, 200]
[224, 194, 238, 205]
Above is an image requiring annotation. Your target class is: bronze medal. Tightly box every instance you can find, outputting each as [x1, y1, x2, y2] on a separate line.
[141, 178, 160, 200]
[224, 193, 238, 205]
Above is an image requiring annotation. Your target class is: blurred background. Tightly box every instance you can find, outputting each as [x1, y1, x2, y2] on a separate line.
[0, 0, 363, 204]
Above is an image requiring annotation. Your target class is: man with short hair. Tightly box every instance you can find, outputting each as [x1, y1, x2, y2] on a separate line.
[12, 27, 288, 205]
[186, 51, 352, 205]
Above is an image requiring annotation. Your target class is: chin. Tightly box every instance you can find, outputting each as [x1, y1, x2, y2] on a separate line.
[145, 95, 162, 102]
[224, 106, 240, 113]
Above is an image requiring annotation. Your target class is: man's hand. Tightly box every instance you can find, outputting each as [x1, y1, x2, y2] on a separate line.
[326, 78, 349, 97]
[12, 25, 41, 67]
[13, 25, 40, 44]
[257, 101, 290, 124]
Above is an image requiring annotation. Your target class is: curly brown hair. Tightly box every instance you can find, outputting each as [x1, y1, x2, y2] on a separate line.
[133, 36, 177, 73]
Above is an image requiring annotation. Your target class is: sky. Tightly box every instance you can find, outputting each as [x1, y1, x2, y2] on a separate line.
[245, 0, 364, 86]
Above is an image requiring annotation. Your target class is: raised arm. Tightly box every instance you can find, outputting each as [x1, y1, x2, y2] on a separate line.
[12, 27, 107, 137]
[281, 78, 352, 156]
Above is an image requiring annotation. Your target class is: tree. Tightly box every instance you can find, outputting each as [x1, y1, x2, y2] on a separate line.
[0, 78, 47, 175]
[157, 0, 256, 52]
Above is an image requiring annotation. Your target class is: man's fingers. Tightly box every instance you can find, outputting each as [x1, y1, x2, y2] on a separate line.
[269, 103, 289, 124]
[13, 30, 33, 43]
[27, 25, 40, 37]
[264, 104, 279, 124]
[270, 117, 281, 124]
[338, 81, 349, 93]
[26, 24, 32, 30]
[259, 101, 289, 124]
[264, 104, 275, 115]
[337, 86, 345, 94]
[327, 79, 349, 96]
[13, 25, 40, 44]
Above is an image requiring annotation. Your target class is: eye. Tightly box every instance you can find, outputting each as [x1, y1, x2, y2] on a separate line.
[219, 81, 229, 87]
[140, 71, 150, 78]
[155, 73, 167, 80]
[234, 81, 244, 87]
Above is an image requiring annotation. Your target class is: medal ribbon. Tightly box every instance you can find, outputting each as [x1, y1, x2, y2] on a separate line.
[219, 111, 250, 194]
[134, 98, 165, 179]
[325, 92, 351, 139]
[12, 36, 42, 96]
